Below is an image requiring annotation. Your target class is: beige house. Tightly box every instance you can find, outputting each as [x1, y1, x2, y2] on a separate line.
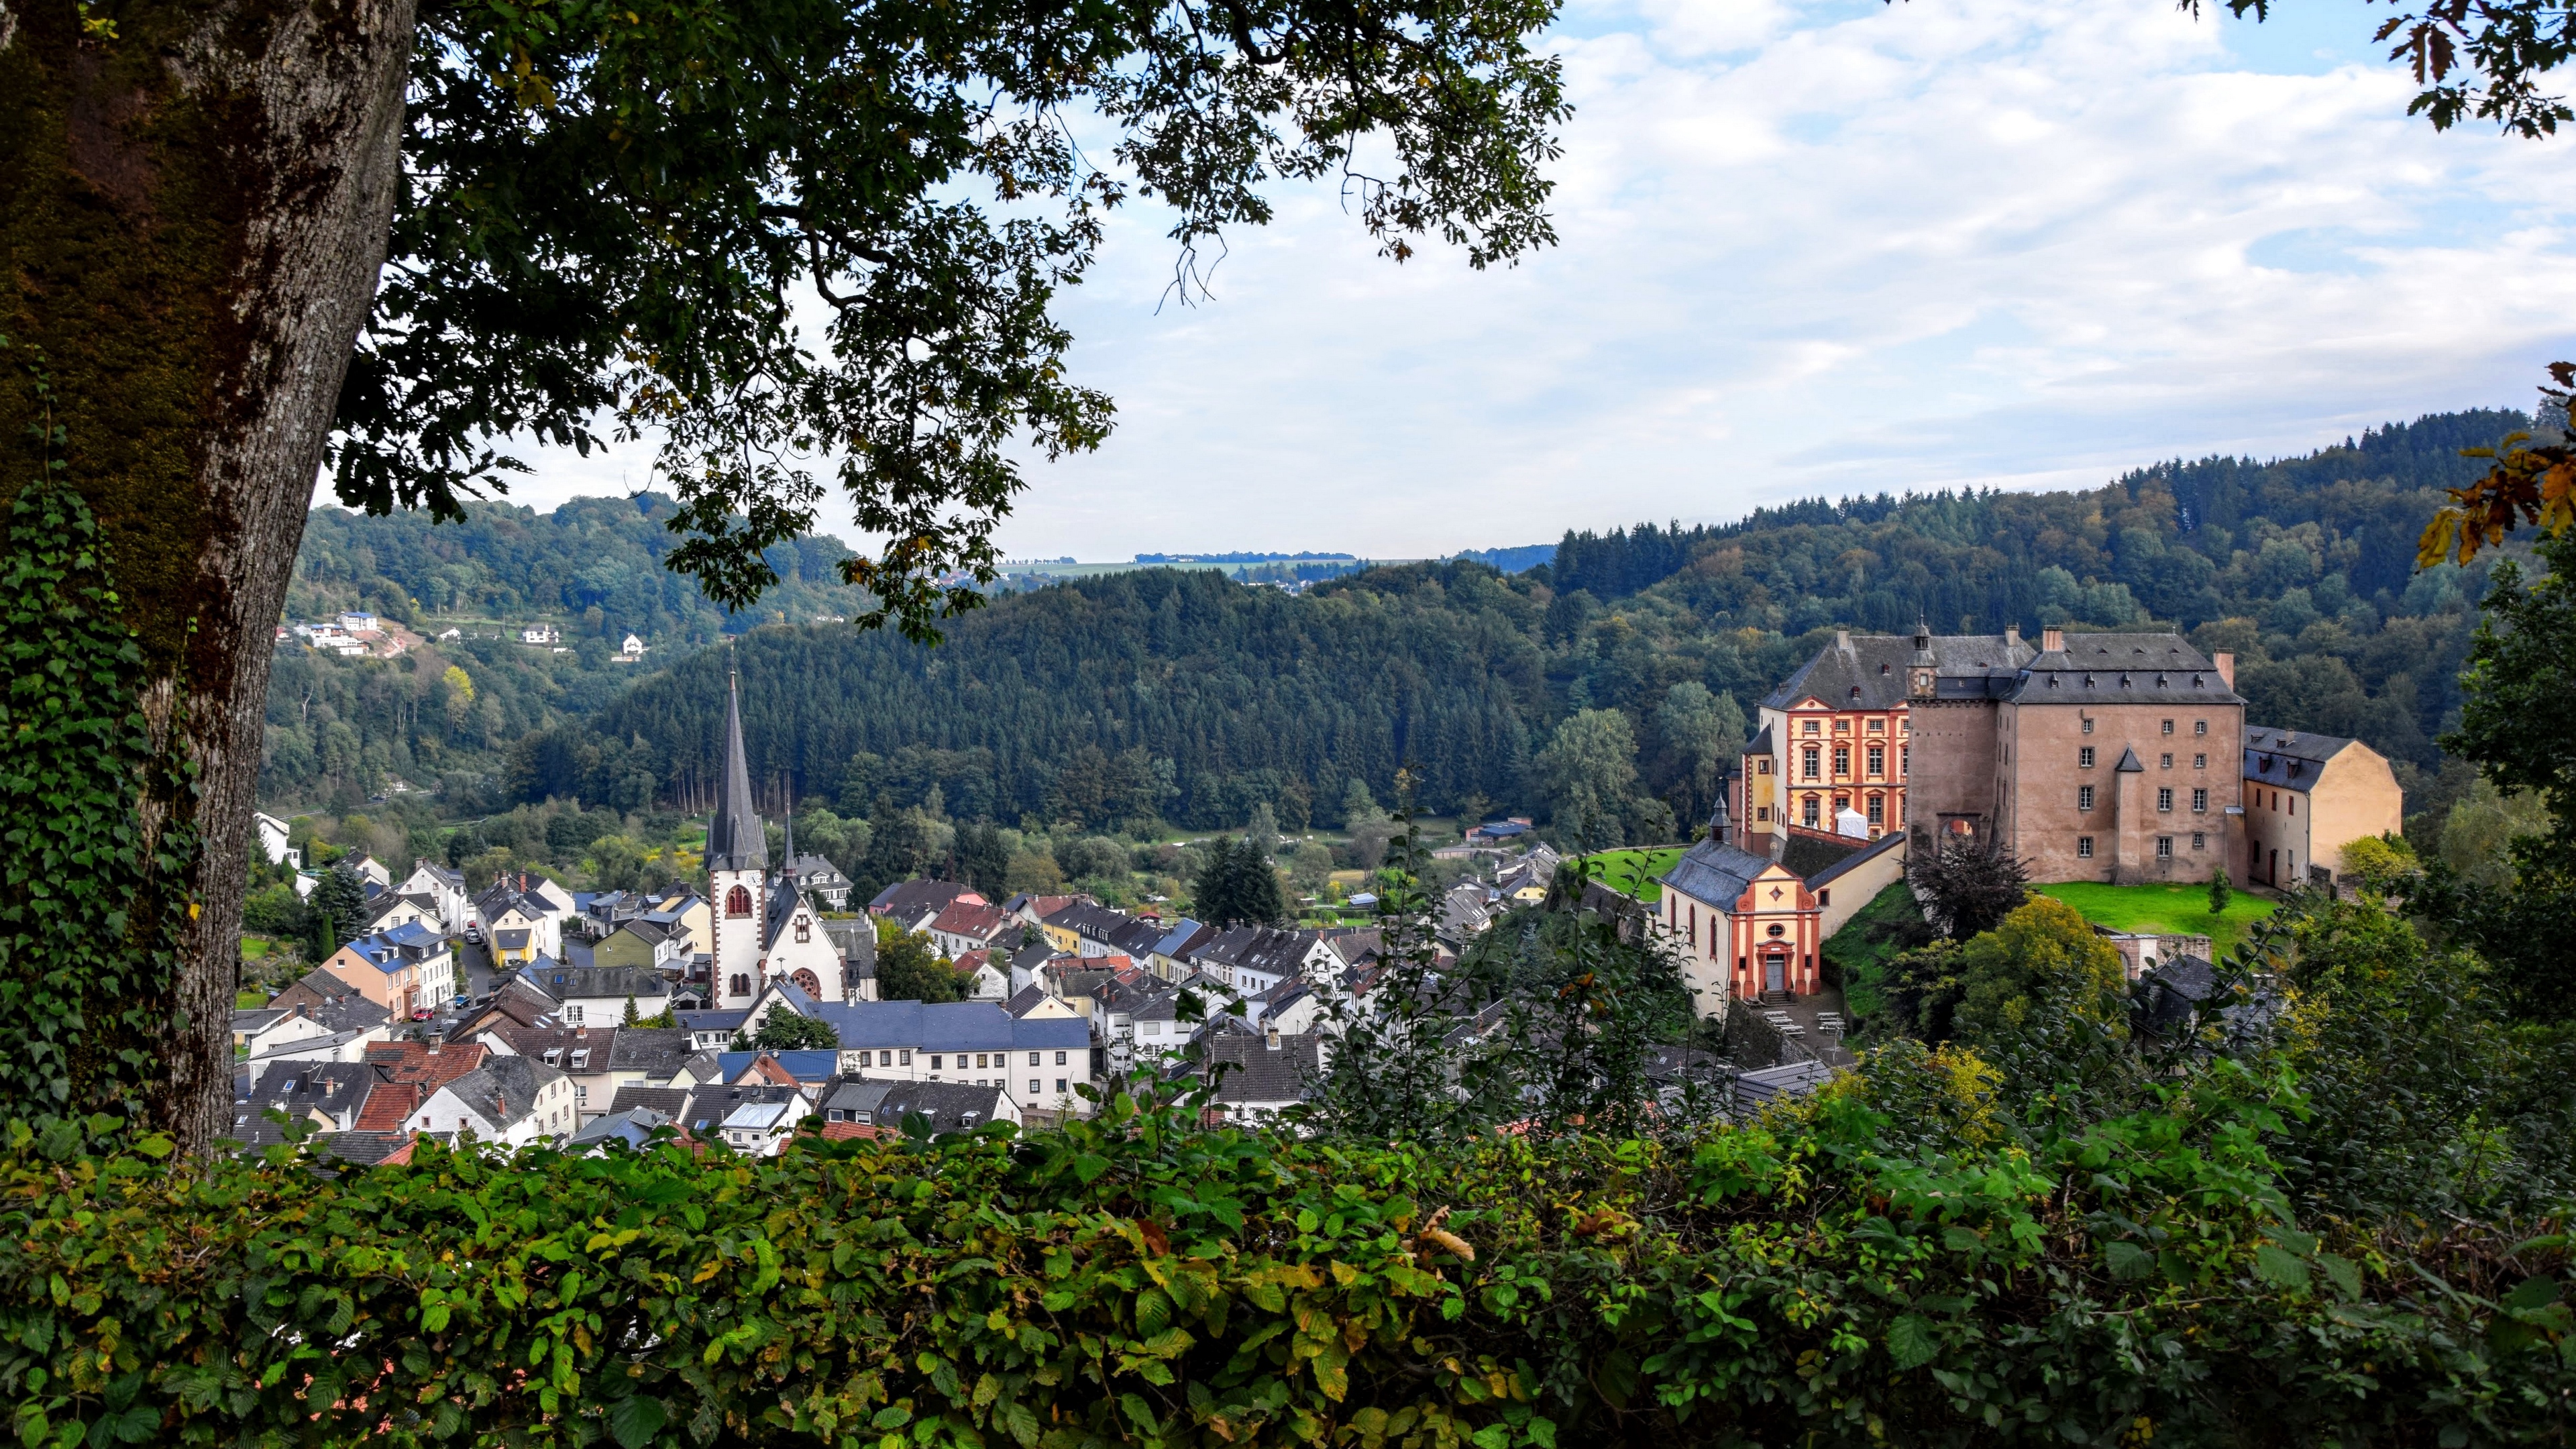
[2241, 727, 2404, 890]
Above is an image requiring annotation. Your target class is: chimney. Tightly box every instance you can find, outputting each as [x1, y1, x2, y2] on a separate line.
[1265, 1024, 1281, 1051]
[2212, 651, 2235, 688]
[2004, 625, 2021, 649]
[1834, 629, 1851, 653]
[2041, 626, 2065, 653]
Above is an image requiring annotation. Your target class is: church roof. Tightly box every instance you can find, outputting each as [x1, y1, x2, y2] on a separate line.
[1658, 838, 1779, 910]
[707, 673, 767, 874]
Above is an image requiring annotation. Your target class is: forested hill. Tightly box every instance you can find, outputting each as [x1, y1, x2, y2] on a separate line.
[496, 409, 2526, 834]
[290, 493, 875, 645]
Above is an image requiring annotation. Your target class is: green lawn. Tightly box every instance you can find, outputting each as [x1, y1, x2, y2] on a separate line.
[2034, 881, 2276, 962]
[1578, 847, 1686, 904]
[237, 990, 268, 1008]
[241, 934, 273, 959]
[1821, 880, 1925, 1023]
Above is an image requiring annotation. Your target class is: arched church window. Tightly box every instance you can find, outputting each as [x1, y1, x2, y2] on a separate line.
[727, 885, 752, 917]
[729, 973, 749, 998]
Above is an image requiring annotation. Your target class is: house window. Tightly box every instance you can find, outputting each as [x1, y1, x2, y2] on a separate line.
[1833, 745, 1851, 777]
[2160, 753, 2174, 769]
[2078, 747, 2095, 769]
[1055, 1051, 1067, 1065]
[2192, 833, 2206, 850]
[726, 885, 752, 917]
[1803, 796, 1820, 828]
[1802, 747, 1821, 780]
[1866, 795, 1884, 825]
[2156, 837, 2174, 859]
[2077, 837, 2094, 858]
[2194, 720, 2208, 735]
[2194, 753, 2207, 769]
[2077, 786, 2094, 811]
[901, 1050, 912, 1065]
[1868, 718, 1884, 733]
[2162, 719, 2175, 735]
[2157, 788, 2174, 812]
[1029, 1051, 1041, 1065]
[2082, 717, 2094, 735]
[2289, 796, 2296, 815]
[930, 1055, 943, 1069]
[1029, 1079, 1040, 1095]
[977, 1053, 989, 1068]
[1900, 745, 1909, 776]
[796, 919, 810, 943]
[1756, 806, 1771, 822]
[1803, 720, 1821, 735]
[1757, 759, 1772, 775]
[2192, 788, 2208, 812]
[565, 1005, 584, 1024]
[1835, 717, 1851, 733]
[1866, 745, 1884, 776]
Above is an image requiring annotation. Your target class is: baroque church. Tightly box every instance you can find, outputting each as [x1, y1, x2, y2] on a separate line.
[707, 674, 845, 1009]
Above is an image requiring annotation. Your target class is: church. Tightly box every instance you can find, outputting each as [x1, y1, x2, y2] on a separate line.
[706, 674, 847, 1009]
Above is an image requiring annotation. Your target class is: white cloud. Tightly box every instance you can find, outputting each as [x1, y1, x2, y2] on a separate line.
[486, 0, 2576, 559]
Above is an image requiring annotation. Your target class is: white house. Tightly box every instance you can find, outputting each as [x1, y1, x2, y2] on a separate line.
[397, 860, 472, 936]
[515, 961, 674, 1028]
[715, 1099, 801, 1155]
[407, 1055, 577, 1146]
[619, 633, 647, 658]
[254, 812, 298, 868]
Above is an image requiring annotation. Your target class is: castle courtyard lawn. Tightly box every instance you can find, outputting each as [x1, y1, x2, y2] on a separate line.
[2034, 881, 2276, 963]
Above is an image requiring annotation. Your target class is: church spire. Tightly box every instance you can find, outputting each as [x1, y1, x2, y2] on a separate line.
[707, 667, 768, 873]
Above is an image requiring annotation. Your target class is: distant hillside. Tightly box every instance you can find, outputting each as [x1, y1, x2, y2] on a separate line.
[275, 409, 2528, 830]
[289, 494, 875, 647]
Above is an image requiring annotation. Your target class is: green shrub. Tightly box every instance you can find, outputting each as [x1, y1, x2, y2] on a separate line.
[5, 1061, 2567, 1449]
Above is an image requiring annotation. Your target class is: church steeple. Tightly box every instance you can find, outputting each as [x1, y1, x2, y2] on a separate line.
[707, 669, 768, 873]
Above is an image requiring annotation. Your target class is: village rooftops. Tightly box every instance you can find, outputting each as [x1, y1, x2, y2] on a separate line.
[2244, 726, 2363, 786]
[800, 999, 1089, 1055]
[339, 921, 447, 973]
[871, 878, 985, 920]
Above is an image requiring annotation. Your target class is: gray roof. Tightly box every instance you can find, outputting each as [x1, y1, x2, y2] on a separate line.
[312, 1130, 414, 1165]
[2244, 726, 2359, 788]
[2116, 746, 2145, 773]
[1733, 1059, 1835, 1108]
[706, 674, 768, 873]
[1042, 901, 1132, 943]
[439, 1055, 566, 1129]
[1766, 629, 2033, 712]
[1994, 634, 2239, 706]
[1202, 1032, 1324, 1106]
[608, 1084, 690, 1118]
[805, 999, 1089, 1053]
[567, 1106, 672, 1152]
[868, 1079, 1007, 1133]
[676, 1083, 808, 1134]
[606, 1027, 695, 1079]
[1193, 926, 1317, 977]
[1660, 838, 1778, 909]
[870, 879, 979, 919]
[822, 918, 879, 975]
[519, 961, 671, 1002]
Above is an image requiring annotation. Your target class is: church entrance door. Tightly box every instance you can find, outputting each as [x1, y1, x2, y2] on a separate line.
[1764, 955, 1786, 995]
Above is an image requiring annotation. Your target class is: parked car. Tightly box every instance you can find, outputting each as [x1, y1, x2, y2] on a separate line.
[410, 1008, 434, 1022]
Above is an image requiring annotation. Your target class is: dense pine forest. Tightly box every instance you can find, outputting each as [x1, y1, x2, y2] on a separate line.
[268, 409, 2525, 840]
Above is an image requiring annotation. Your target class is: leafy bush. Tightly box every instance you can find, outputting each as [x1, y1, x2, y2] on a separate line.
[7, 1048, 2571, 1449]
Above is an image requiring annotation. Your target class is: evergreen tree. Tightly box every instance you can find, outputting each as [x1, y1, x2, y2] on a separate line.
[1234, 839, 1287, 926]
[955, 821, 1011, 899]
[1193, 838, 1244, 927]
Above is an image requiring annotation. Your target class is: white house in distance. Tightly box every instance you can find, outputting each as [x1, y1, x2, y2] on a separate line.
[615, 633, 647, 661]
[397, 860, 473, 937]
[255, 812, 299, 868]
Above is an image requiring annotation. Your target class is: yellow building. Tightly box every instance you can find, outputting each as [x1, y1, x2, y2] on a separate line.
[2241, 727, 2404, 890]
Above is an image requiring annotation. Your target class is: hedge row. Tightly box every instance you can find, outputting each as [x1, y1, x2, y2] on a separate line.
[3, 1051, 2569, 1449]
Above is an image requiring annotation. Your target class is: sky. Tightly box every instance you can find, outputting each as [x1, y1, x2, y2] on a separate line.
[458, 0, 2576, 561]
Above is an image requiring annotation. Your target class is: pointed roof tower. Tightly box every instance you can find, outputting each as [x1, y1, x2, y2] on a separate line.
[707, 669, 768, 873]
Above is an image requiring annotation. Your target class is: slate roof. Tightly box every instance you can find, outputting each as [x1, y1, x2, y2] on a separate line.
[1733, 1059, 1835, 1108]
[675, 1083, 810, 1135]
[437, 1055, 566, 1130]
[237, 1061, 376, 1129]
[484, 1024, 618, 1073]
[1108, 918, 1169, 959]
[311, 1130, 415, 1166]
[1765, 630, 2033, 712]
[338, 921, 447, 975]
[1193, 926, 1318, 979]
[1659, 838, 1778, 910]
[1042, 901, 1132, 944]
[835, 1079, 1007, 1133]
[706, 674, 768, 873]
[821, 918, 879, 977]
[567, 1106, 672, 1152]
[607, 1027, 696, 1080]
[1202, 1031, 1324, 1106]
[1004, 984, 1053, 1017]
[1994, 633, 2241, 706]
[518, 960, 671, 1002]
[244, 1028, 374, 1065]
[1152, 920, 1215, 961]
[608, 1085, 690, 1118]
[804, 999, 1091, 1053]
[1806, 830, 1904, 890]
[2245, 726, 2359, 789]
[871, 879, 981, 919]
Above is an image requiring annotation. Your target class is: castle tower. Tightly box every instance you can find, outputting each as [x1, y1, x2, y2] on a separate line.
[708, 671, 769, 1008]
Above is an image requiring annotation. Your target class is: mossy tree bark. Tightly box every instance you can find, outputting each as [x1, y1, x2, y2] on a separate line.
[0, 0, 412, 1152]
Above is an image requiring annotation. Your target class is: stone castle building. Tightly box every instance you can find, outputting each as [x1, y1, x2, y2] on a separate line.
[1735, 625, 2245, 885]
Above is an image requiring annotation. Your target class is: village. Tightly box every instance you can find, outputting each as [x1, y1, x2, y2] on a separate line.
[231, 622, 2405, 1165]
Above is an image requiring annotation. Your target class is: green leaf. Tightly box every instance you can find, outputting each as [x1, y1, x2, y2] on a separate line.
[999, 1401, 1039, 1449]
[2317, 1253, 2363, 1301]
[2254, 1245, 2311, 1291]
[1470, 1427, 1510, 1449]
[608, 1396, 668, 1449]
[1884, 1313, 1939, 1370]
[2503, 1275, 2563, 1311]
[2104, 1241, 2155, 1280]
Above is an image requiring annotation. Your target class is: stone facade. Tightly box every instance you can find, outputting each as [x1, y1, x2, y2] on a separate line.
[1751, 625, 2246, 885]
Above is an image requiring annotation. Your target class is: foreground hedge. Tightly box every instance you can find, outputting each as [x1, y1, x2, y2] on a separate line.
[3, 1055, 2569, 1449]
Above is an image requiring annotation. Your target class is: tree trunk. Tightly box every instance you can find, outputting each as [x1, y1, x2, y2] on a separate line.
[0, 0, 411, 1152]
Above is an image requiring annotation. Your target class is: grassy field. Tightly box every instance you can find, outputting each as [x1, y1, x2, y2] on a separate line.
[237, 990, 268, 1008]
[1578, 848, 1686, 904]
[241, 934, 274, 959]
[2035, 881, 2276, 961]
[1820, 880, 1924, 1022]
